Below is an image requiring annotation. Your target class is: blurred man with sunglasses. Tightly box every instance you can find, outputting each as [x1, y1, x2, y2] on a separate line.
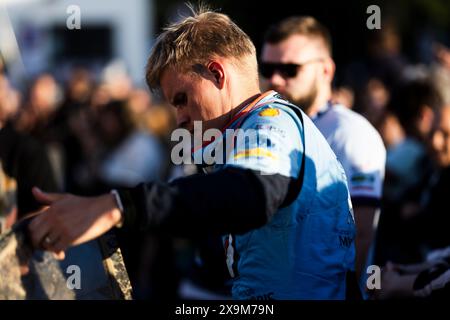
[261, 17, 386, 294]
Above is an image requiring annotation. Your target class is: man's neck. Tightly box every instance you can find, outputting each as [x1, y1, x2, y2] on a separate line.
[306, 88, 332, 118]
[202, 88, 261, 132]
[229, 90, 262, 119]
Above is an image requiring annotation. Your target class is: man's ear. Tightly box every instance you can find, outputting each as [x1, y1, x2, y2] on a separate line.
[420, 105, 435, 131]
[323, 57, 336, 81]
[207, 61, 225, 89]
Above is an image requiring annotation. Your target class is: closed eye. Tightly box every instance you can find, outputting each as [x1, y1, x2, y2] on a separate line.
[171, 92, 187, 108]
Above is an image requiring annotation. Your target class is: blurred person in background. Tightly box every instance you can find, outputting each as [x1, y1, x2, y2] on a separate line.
[341, 20, 406, 130]
[13, 73, 65, 190]
[127, 88, 154, 130]
[14, 74, 62, 139]
[375, 79, 443, 265]
[62, 78, 114, 194]
[90, 83, 112, 111]
[50, 67, 96, 192]
[0, 72, 58, 218]
[0, 162, 18, 235]
[331, 86, 354, 110]
[96, 100, 166, 188]
[260, 16, 386, 294]
[376, 105, 450, 299]
[376, 249, 450, 299]
[431, 43, 450, 107]
[101, 61, 133, 102]
[359, 78, 391, 128]
[377, 112, 406, 150]
[76, 98, 170, 298]
[417, 105, 450, 251]
[127, 88, 176, 142]
[62, 68, 93, 106]
[365, 22, 408, 89]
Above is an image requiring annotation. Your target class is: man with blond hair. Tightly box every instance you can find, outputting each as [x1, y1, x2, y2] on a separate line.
[28, 8, 355, 299]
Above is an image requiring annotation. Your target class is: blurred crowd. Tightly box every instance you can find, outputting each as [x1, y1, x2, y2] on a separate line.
[1, 19, 450, 299]
[335, 28, 450, 298]
[0, 58, 183, 299]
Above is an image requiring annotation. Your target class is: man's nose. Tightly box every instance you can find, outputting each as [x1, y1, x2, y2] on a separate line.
[268, 71, 287, 88]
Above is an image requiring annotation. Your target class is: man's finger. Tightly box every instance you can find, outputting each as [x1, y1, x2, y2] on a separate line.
[42, 233, 61, 250]
[22, 206, 48, 222]
[32, 187, 64, 205]
[29, 209, 48, 231]
[29, 215, 51, 249]
[52, 251, 66, 260]
[51, 238, 70, 254]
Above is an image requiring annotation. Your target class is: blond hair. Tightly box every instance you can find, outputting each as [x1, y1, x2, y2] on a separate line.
[146, 4, 257, 90]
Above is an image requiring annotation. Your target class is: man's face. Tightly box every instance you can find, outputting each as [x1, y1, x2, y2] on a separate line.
[261, 35, 327, 111]
[431, 107, 450, 168]
[160, 67, 224, 133]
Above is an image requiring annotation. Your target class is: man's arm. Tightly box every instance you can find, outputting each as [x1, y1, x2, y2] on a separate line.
[342, 125, 386, 281]
[119, 167, 291, 236]
[353, 204, 379, 280]
[28, 167, 292, 252]
[123, 106, 303, 237]
[29, 106, 303, 253]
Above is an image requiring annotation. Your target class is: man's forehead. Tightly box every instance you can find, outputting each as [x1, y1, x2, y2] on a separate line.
[160, 67, 189, 99]
[262, 35, 325, 62]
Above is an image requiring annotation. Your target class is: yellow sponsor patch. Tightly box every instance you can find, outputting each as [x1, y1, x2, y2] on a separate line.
[233, 148, 277, 160]
[258, 108, 280, 117]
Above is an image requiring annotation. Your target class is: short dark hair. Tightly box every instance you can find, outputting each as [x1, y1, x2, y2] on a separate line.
[390, 79, 443, 135]
[264, 16, 332, 55]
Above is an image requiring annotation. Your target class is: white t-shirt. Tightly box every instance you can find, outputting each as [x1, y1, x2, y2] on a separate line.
[101, 131, 164, 187]
[313, 103, 386, 205]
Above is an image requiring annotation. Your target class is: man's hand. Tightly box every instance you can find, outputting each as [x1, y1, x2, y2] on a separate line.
[28, 187, 122, 256]
[373, 262, 417, 299]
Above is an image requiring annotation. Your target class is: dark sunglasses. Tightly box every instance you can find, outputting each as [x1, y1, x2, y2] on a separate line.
[259, 59, 323, 79]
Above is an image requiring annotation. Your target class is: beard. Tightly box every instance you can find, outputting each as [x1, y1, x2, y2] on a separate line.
[289, 85, 319, 114]
[271, 76, 320, 114]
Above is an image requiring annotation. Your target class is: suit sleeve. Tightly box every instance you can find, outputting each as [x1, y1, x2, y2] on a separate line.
[117, 106, 303, 238]
[117, 167, 291, 237]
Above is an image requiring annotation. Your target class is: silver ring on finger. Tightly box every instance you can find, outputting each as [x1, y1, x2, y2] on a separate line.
[44, 235, 53, 245]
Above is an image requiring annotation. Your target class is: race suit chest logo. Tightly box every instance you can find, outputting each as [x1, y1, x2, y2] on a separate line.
[258, 108, 280, 117]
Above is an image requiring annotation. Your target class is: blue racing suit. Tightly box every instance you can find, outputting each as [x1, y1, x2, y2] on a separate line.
[119, 91, 356, 299]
